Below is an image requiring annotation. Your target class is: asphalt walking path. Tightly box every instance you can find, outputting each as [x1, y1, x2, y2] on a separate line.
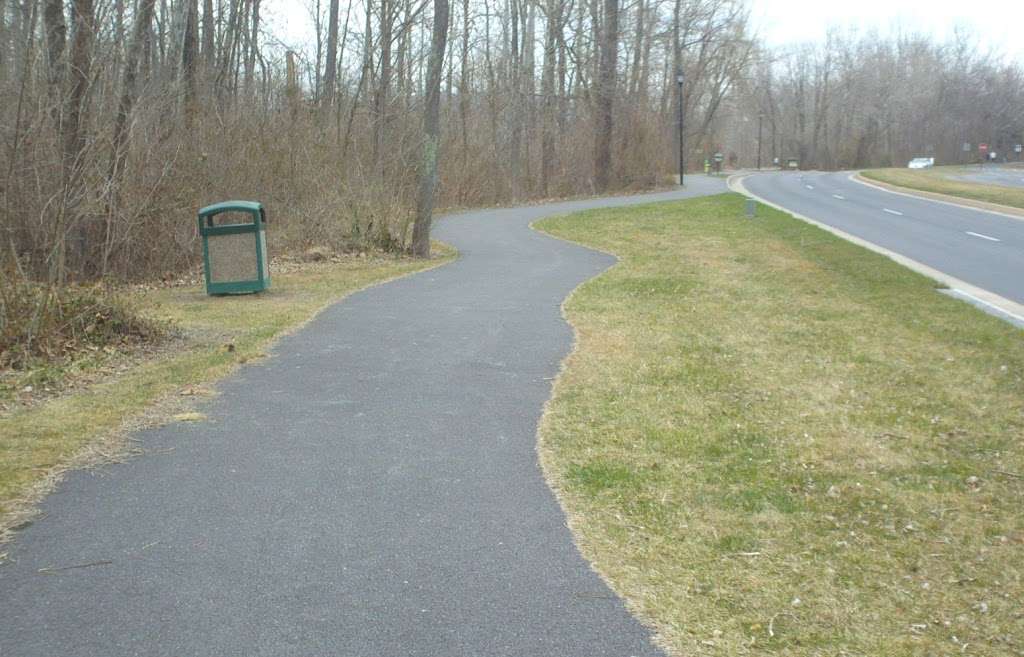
[1, 177, 727, 657]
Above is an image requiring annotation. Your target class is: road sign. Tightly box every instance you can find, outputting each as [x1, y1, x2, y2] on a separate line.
[963, 142, 971, 152]
[1016, 144, 1023, 153]
[980, 143, 989, 152]
[713, 152, 724, 163]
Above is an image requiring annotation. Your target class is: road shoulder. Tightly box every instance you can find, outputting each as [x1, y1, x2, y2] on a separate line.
[852, 171, 1024, 221]
[727, 173, 1024, 325]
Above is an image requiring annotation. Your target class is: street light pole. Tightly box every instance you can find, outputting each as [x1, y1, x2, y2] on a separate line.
[757, 113, 764, 170]
[677, 70, 685, 187]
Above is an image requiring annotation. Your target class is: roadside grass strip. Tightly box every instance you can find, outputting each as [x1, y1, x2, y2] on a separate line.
[535, 194, 1023, 656]
[863, 167, 1024, 211]
[0, 247, 454, 532]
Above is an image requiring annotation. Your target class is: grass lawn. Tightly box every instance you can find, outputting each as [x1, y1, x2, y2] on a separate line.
[536, 194, 1023, 656]
[0, 247, 453, 531]
[862, 166, 1024, 211]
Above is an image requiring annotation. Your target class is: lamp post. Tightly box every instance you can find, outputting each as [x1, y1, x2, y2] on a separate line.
[677, 70, 685, 187]
[757, 113, 764, 170]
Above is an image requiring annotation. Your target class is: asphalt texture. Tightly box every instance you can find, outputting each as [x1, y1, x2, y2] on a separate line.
[951, 163, 1024, 188]
[743, 171, 1024, 306]
[0, 176, 727, 657]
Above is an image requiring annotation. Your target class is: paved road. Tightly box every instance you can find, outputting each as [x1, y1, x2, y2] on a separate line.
[952, 164, 1024, 189]
[743, 171, 1024, 307]
[0, 176, 726, 657]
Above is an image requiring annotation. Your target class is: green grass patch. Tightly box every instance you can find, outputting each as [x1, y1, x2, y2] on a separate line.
[0, 247, 453, 524]
[863, 166, 1024, 210]
[536, 194, 1024, 656]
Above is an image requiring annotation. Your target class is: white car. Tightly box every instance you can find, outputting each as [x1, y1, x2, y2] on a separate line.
[907, 157, 935, 169]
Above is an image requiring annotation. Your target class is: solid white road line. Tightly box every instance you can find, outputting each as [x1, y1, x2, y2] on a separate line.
[965, 231, 1001, 242]
[832, 194, 845, 200]
[883, 208, 904, 216]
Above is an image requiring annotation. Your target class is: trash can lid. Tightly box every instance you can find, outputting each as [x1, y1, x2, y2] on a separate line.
[198, 200, 264, 217]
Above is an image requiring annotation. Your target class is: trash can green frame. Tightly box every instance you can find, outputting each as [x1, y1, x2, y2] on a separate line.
[198, 200, 270, 295]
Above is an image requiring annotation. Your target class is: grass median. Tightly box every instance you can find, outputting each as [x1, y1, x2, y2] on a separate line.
[535, 194, 1023, 656]
[0, 247, 454, 533]
[862, 166, 1024, 211]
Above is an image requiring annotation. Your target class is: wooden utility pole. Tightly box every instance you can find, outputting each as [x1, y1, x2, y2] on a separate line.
[411, 0, 450, 257]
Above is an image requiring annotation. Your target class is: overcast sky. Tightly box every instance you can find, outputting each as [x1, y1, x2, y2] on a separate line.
[750, 0, 1024, 61]
[263, 0, 1024, 64]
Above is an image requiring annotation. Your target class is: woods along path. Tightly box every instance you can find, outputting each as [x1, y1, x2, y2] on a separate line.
[1, 177, 726, 656]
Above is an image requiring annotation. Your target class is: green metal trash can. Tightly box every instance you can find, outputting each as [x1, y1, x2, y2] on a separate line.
[198, 200, 270, 295]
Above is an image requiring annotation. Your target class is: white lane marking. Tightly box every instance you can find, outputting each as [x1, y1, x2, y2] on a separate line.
[883, 208, 904, 216]
[951, 289, 1024, 324]
[832, 194, 845, 200]
[805, 185, 814, 190]
[965, 231, 1001, 242]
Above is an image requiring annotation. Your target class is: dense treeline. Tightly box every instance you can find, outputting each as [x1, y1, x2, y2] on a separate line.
[725, 30, 1024, 169]
[2, 0, 1023, 289]
[0, 0, 751, 284]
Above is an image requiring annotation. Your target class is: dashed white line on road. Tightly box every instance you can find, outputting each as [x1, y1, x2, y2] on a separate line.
[965, 231, 1001, 242]
[883, 208, 904, 216]
[805, 185, 814, 190]
[832, 194, 845, 200]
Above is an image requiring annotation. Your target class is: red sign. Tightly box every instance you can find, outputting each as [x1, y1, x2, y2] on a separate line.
[980, 143, 989, 152]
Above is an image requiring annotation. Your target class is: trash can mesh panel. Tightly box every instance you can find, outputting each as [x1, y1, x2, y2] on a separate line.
[208, 232, 259, 283]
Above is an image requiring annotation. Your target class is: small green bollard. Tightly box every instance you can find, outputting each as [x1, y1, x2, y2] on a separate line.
[198, 200, 270, 295]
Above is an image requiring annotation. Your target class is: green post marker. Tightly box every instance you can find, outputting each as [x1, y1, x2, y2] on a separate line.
[198, 200, 271, 295]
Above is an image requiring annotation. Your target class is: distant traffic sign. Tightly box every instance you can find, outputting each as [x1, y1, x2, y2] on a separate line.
[1016, 144, 1023, 153]
[979, 143, 989, 152]
[962, 142, 971, 152]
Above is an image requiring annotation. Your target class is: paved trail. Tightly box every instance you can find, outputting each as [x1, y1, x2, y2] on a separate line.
[1, 177, 726, 657]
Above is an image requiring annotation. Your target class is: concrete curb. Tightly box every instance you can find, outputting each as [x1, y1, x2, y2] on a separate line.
[727, 173, 1024, 326]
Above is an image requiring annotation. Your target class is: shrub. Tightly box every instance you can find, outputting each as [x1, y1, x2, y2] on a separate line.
[0, 277, 164, 371]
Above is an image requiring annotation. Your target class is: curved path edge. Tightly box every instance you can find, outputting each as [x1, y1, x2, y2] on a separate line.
[0, 179, 726, 657]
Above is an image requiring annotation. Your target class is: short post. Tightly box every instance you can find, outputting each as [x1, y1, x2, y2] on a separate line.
[745, 198, 757, 219]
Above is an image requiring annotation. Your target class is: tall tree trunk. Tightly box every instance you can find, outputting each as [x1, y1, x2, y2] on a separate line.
[374, 0, 394, 173]
[109, 0, 158, 192]
[182, 0, 199, 125]
[540, 0, 561, 196]
[244, 0, 260, 95]
[322, 0, 340, 107]
[55, 0, 96, 282]
[593, 0, 618, 191]
[202, 0, 214, 74]
[458, 0, 470, 176]
[104, 0, 158, 275]
[42, 0, 67, 121]
[508, 0, 522, 198]
[411, 0, 450, 257]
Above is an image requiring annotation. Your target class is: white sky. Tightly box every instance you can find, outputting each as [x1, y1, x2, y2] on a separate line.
[263, 0, 1024, 64]
[749, 0, 1024, 63]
